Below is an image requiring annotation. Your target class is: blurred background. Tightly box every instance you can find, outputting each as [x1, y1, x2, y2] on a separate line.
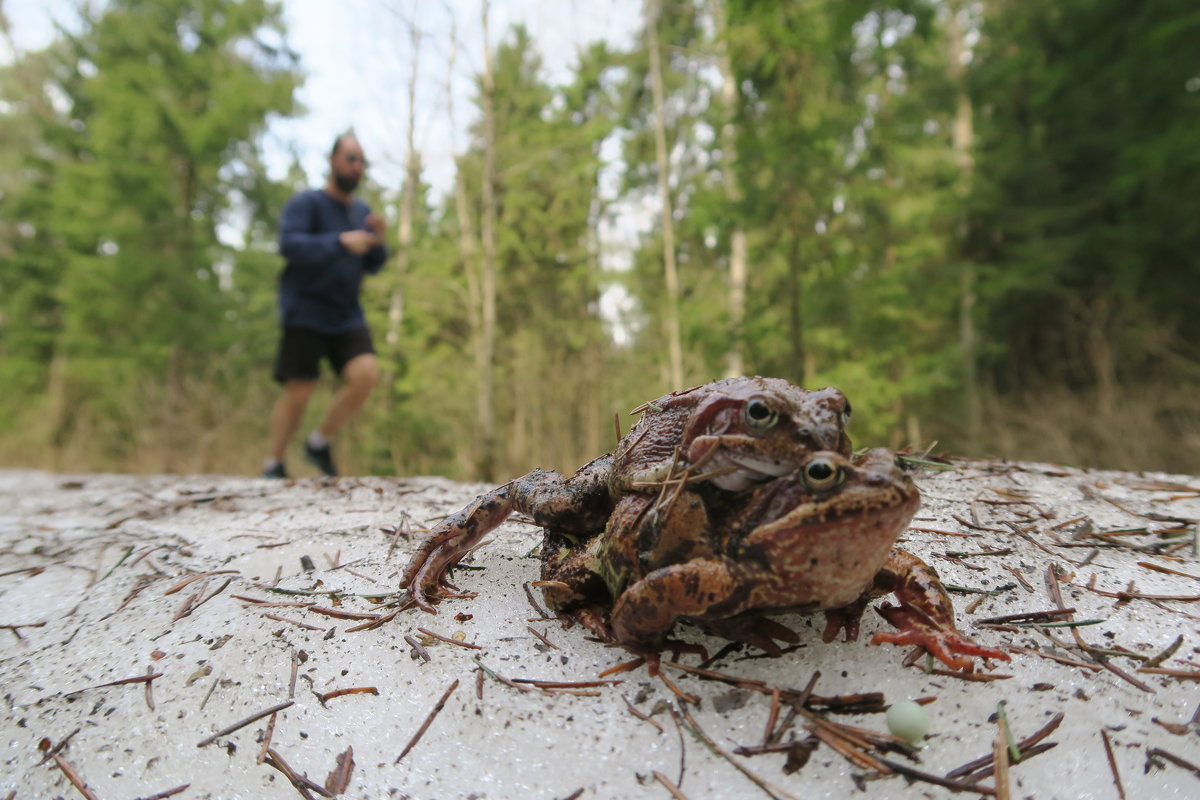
[1, 0, 1197, 480]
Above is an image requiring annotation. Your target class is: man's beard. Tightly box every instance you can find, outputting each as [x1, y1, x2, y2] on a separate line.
[334, 172, 359, 193]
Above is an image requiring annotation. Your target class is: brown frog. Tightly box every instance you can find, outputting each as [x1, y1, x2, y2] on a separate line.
[539, 448, 1008, 673]
[400, 377, 852, 611]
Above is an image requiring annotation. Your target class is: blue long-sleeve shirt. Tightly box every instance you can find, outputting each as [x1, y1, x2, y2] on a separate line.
[277, 189, 387, 333]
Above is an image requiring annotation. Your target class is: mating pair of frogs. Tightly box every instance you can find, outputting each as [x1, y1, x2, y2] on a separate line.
[401, 377, 1006, 672]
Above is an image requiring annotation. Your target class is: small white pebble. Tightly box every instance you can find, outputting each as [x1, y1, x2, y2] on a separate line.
[886, 700, 929, 743]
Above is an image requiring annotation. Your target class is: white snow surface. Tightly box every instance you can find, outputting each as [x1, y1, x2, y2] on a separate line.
[1, 461, 1198, 799]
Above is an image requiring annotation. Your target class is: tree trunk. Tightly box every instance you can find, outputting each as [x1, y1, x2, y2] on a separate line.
[947, 2, 980, 449]
[385, 18, 421, 431]
[477, 1, 500, 479]
[710, 0, 747, 380]
[445, 14, 489, 479]
[787, 217, 806, 383]
[645, 0, 684, 390]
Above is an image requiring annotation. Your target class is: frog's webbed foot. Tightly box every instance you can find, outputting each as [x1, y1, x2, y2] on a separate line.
[619, 639, 708, 677]
[871, 603, 1010, 671]
[663, 638, 710, 665]
[869, 548, 1010, 670]
[821, 596, 872, 643]
[400, 488, 518, 612]
[703, 615, 800, 657]
[556, 605, 616, 643]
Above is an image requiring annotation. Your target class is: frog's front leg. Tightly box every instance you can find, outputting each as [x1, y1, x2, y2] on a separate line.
[610, 559, 739, 643]
[401, 456, 615, 612]
[609, 558, 772, 673]
[867, 548, 1010, 670]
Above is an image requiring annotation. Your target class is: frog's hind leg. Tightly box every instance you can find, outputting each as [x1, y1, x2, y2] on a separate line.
[401, 487, 519, 611]
[401, 457, 615, 613]
[868, 548, 1010, 670]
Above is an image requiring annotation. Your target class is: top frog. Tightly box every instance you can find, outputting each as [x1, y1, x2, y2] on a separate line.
[400, 377, 852, 610]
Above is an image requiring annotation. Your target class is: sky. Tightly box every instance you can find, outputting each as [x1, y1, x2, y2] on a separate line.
[3, 0, 642, 194]
[3, 0, 647, 337]
[271, 0, 643, 196]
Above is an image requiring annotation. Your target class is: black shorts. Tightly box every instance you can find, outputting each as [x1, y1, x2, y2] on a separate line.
[272, 326, 375, 383]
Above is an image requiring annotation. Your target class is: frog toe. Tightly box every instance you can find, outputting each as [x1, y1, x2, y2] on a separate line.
[873, 603, 1009, 670]
[704, 615, 799, 656]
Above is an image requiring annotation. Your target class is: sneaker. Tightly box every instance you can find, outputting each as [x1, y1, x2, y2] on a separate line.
[262, 462, 289, 479]
[304, 440, 339, 477]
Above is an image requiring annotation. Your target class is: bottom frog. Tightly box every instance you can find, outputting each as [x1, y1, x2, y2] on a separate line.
[537, 448, 1008, 673]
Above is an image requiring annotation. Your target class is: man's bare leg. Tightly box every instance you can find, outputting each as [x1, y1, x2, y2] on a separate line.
[316, 353, 379, 439]
[269, 379, 318, 463]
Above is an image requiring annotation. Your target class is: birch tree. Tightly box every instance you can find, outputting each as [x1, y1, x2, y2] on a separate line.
[709, 0, 747, 379]
[476, 0, 499, 478]
[644, 0, 684, 390]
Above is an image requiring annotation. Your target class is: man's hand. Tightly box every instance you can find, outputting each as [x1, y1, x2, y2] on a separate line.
[339, 230, 382, 255]
[364, 212, 387, 238]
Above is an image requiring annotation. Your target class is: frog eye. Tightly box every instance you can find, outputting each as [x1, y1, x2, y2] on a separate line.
[803, 457, 844, 491]
[743, 397, 779, 431]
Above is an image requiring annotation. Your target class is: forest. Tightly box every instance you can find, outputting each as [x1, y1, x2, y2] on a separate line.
[1, 0, 1198, 480]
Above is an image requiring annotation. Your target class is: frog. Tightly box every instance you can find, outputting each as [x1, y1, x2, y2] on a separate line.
[538, 448, 1009, 673]
[400, 377, 853, 611]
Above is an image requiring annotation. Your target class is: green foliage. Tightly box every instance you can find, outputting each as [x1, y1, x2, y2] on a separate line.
[1, 1, 1196, 475]
[0, 0, 300, 468]
[968, 0, 1200, 389]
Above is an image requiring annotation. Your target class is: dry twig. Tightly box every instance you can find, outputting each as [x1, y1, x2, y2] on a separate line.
[52, 755, 100, 800]
[1147, 747, 1200, 779]
[417, 626, 482, 649]
[131, 785, 190, 800]
[264, 747, 331, 799]
[317, 687, 379, 703]
[396, 679, 458, 763]
[66, 672, 162, 697]
[265, 613, 325, 631]
[325, 746, 355, 795]
[675, 701, 801, 800]
[163, 569, 238, 595]
[526, 625, 560, 650]
[197, 700, 294, 747]
[652, 769, 692, 799]
[1100, 729, 1126, 799]
[404, 634, 432, 662]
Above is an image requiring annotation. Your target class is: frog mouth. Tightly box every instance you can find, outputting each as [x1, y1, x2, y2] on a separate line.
[726, 455, 794, 480]
[706, 452, 796, 491]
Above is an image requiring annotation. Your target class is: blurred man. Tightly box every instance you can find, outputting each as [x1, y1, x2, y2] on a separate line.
[263, 133, 387, 478]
